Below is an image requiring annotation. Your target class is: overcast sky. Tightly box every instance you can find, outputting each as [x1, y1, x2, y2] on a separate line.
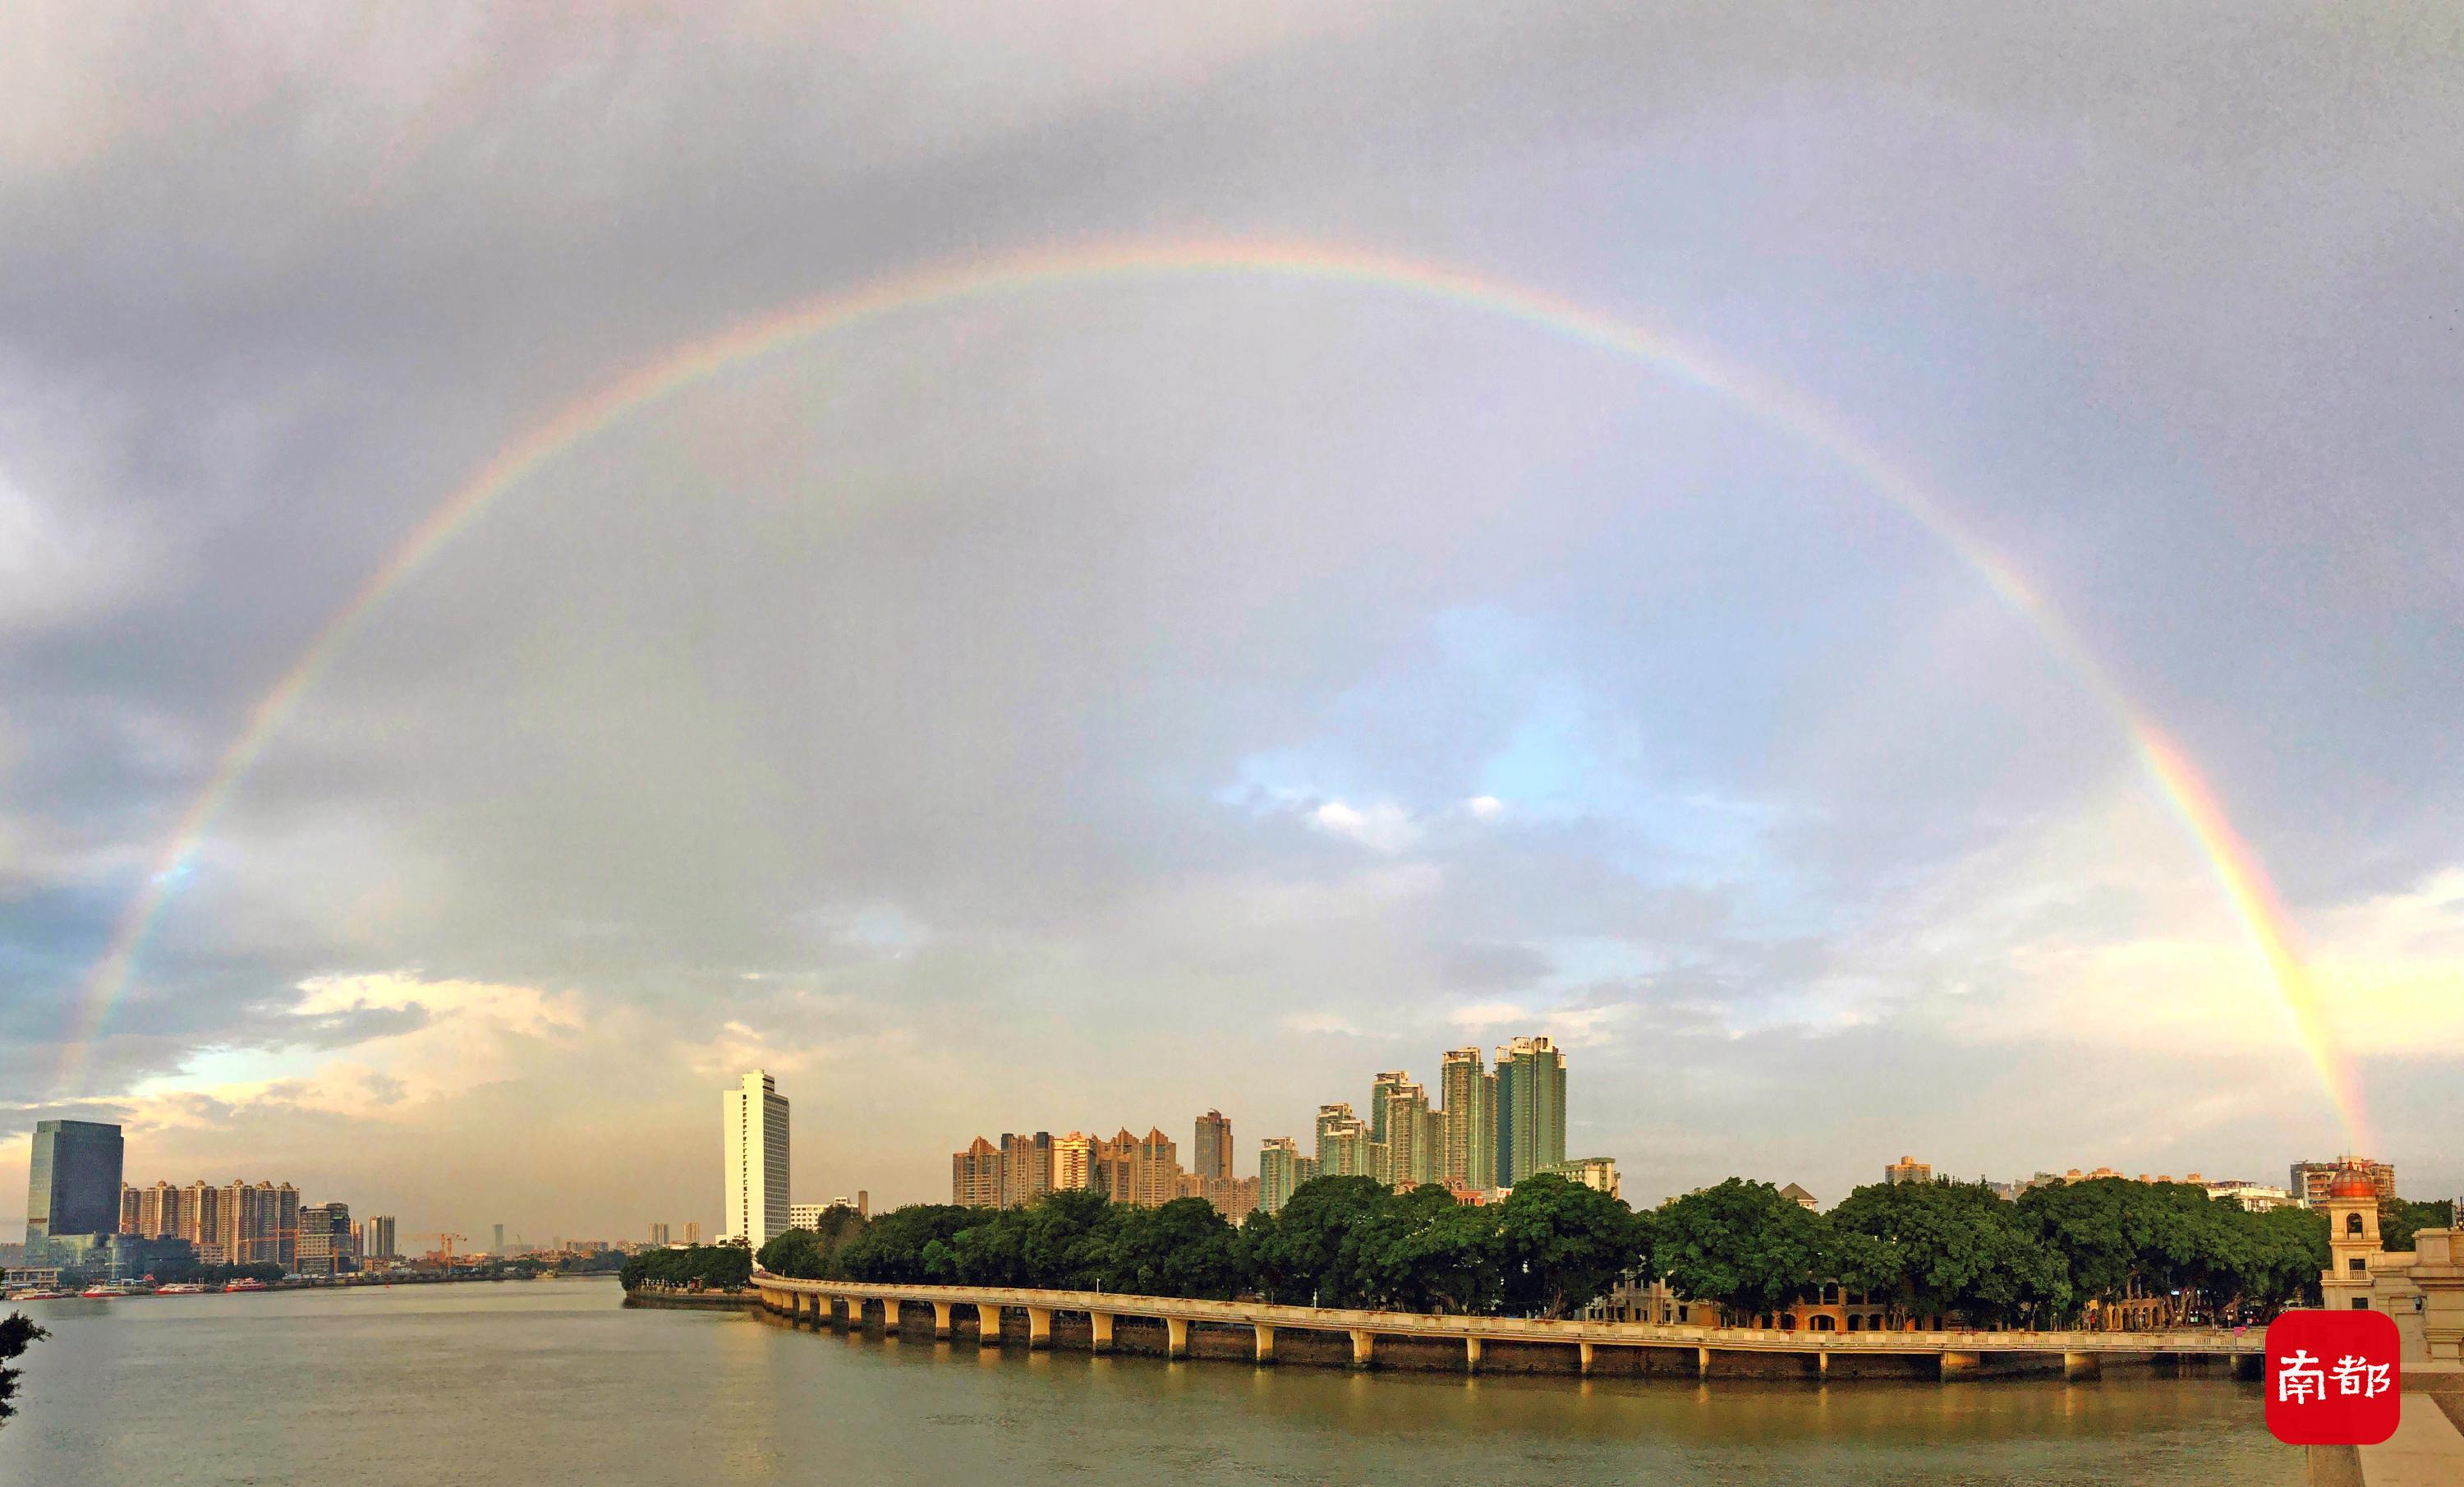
[3, 2, 2459, 1241]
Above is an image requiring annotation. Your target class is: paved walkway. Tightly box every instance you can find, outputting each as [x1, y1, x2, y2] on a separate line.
[2356, 1393, 2464, 1487]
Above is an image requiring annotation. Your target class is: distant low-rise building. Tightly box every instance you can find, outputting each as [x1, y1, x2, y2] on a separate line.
[1534, 1158, 1622, 1202]
[1884, 1156, 1931, 1185]
[2205, 1180, 2293, 1213]
[1777, 1181, 1818, 1211]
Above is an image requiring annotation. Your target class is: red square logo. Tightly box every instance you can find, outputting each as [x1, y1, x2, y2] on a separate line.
[2264, 1309, 2402, 1446]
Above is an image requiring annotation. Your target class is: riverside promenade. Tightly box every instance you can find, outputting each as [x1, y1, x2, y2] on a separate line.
[749, 1272, 2264, 1381]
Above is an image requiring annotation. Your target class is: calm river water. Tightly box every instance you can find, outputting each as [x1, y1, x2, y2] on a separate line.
[0, 1279, 2299, 1485]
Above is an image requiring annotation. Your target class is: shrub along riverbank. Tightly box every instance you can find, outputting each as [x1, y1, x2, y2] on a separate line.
[619, 1244, 753, 1293]
[753, 1173, 2346, 1328]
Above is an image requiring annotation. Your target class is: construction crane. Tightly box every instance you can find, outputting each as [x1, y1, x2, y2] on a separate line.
[424, 1233, 468, 1266]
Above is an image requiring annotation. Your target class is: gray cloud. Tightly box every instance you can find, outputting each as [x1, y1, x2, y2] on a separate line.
[2, 2, 2457, 1233]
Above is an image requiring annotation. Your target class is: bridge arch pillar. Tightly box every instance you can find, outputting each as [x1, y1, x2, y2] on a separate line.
[1026, 1306, 1053, 1350]
[1349, 1329, 1374, 1370]
[931, 1301, 954, 1339]
[1578, 1342, 1595, 1376]
[877, 1299, 900, 1334]
[1253, 1324, 1276, 1364]
[1090, 1312, 1115, 1353]
[2063, 1351, 2099, 1380]
[1464, 1336, 1482, 1374]
[976, 1302, 1003, 1346]
[1165, 1316, 1190, 1360]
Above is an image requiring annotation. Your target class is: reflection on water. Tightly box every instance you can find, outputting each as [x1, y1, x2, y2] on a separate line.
[0, 1280, 2299, 1485]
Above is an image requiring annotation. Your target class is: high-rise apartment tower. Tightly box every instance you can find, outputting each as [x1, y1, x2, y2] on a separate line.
[1493, 1036, 1566, 1189]
[722, 1070, 792, 1246]
[1194, 1110, 1232, 1182]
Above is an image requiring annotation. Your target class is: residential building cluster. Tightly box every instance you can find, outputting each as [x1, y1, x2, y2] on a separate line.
[1274, 1037, 1615, 1212]
[117, 1178, 334, 1270]
[949, 1034, 1621, 1220]
[952, 1119, 1262, 1221]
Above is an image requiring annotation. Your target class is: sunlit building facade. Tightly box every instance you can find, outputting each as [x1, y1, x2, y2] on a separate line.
[722, 1070, 792, 1246]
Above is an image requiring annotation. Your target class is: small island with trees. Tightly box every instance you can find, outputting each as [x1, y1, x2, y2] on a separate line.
[729, 1171, 2368, 1334]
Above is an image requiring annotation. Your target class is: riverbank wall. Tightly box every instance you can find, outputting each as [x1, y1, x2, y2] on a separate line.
[626, 1286, 761, 1311]
[745, 1275, 2264, 1385]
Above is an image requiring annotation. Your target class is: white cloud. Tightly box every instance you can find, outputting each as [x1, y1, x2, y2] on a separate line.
[1447, 1001, 1527, 1029]
[1444, 998, 1630, 1047]
[1308, 799, 1423, 854]
[0, 469, 147, 633]
[1280, 1011, 1361, 1036]
[121, 972, 586, 1123]
[1465, 795, 1505, 820]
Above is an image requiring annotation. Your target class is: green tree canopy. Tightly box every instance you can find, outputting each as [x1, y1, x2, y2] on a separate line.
[836, 1206, 978, 1284]
[1494, 1174, 1651, 1319]
[2383, 1199, 2455, 1253]
[1829, 1179, 2067, 1324]
[1657, 1179, 1830, 1321]
[1244, 1177, 1395, 1307]
[1, 1312, 46, 1427]
[1110, 1199, 1245, 1300]
[756, 1228, 830, 1279]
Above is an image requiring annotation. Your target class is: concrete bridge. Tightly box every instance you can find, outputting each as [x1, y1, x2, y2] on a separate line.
[749, 1273, 2264, 1381]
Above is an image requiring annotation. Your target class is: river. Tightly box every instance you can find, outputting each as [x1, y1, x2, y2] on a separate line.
[0, 1279, 2300, 1485]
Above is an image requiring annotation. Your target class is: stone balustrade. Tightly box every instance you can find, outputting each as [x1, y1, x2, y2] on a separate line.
[749, 1272, 2264, 1381]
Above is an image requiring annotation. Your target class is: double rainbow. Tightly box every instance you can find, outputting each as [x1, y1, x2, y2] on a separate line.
[53, 238, 2370, 1147]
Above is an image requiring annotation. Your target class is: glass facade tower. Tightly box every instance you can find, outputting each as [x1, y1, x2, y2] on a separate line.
[26, 1119, 125, 1252]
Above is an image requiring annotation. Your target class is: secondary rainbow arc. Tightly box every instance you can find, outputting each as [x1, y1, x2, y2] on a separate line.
[53, 238, 2370, 1148]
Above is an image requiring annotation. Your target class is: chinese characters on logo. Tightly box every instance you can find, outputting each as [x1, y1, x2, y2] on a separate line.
[2264, 1311, 2401, 1446]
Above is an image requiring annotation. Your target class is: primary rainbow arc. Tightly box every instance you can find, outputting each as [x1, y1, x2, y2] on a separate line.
[54, 237, 2370, 1149]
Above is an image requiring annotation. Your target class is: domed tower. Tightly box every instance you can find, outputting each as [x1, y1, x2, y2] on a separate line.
[2321, 1166, 2382, 1310]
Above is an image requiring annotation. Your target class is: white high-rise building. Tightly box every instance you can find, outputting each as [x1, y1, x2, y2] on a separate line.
[722, 1070, 791, 1247]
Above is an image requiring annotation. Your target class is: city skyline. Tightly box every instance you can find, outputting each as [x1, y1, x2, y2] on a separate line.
[3, 7, 2461, 1244]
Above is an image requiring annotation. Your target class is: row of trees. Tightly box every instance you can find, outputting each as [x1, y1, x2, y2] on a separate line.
[2382, 1198, 2456, 1252]
[763, 1175, 1643, 1317]
[1659, 1176, 2327, 1328]
[757, 1173, 2340, 1328]
[618, 1243, 755, 1292]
